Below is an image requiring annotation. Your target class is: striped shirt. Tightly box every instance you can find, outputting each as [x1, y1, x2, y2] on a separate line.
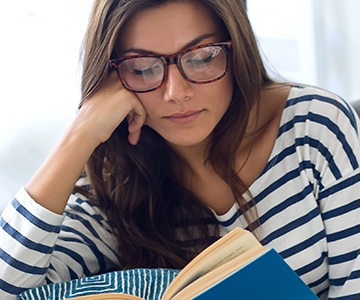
[1, 85, 360, 299]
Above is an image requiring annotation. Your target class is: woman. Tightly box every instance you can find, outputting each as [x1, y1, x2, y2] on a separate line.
[1, 0, 360, 299]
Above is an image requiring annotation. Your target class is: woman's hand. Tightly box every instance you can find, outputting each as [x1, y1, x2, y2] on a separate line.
[75, 72, 147, 146]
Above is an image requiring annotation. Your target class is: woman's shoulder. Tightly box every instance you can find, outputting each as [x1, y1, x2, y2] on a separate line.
[275, 85, 360, 173]
[285, 84, 353, 113]
[282, 84, 359, 129]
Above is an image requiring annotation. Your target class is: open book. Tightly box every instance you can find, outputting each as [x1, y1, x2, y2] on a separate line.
[68, 228, 319, 300]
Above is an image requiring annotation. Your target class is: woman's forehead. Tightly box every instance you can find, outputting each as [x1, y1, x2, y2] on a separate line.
[118, 2, 222, 55]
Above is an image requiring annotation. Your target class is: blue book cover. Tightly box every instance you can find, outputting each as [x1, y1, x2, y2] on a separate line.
[193, 248, 319, 300]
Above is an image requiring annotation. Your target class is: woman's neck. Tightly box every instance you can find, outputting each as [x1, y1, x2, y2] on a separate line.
[168, 136, 211, 171]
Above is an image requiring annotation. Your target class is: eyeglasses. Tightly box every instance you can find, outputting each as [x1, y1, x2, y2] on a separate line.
[109, 41, 231, 93]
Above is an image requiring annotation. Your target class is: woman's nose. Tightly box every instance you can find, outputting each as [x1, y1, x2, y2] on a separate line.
[163, 65, 194, 103]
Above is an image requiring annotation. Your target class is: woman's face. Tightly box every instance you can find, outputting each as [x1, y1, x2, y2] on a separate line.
[119, 2, 233, 149]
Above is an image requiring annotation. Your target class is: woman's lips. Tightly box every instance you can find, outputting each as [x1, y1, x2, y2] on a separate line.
[166, 110, 203, 123]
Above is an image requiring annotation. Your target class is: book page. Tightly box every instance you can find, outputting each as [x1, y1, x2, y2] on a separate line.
[162, 228, 261, 300]
[171, 245, 268, 300]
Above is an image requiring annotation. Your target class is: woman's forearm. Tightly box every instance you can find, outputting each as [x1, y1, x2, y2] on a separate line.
[25, 124, 99, 214]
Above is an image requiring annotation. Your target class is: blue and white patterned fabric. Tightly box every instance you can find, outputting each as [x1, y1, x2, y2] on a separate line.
[18, 269, 180, 300]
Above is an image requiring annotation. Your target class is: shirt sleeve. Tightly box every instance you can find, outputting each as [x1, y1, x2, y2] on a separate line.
[315, 96, 360, 299]
[0, 185, 120, 300]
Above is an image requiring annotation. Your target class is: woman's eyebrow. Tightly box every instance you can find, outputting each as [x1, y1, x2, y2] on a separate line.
[122, 33, 216, 55]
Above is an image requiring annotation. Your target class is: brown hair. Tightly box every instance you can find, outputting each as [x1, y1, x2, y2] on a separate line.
[79, 0, 272, 270]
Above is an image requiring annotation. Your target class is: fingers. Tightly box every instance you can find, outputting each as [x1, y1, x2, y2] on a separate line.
[78, 72, 148, 146]
[127, 108, 147, 145]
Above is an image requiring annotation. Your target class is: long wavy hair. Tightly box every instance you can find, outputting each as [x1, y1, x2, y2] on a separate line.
[78, 0, 273, 270]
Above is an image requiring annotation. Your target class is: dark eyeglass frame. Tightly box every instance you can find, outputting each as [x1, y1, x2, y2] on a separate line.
[109, 41, 232, 93]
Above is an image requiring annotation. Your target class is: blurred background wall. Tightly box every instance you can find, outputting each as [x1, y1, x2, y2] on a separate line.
[247, 0, 360, 101]
[0, 0, 359, 212]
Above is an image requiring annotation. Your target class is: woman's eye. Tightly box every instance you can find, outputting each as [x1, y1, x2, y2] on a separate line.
[185, 47, 220, 65]
[197, 54, 215, 63]
[130, 67, 153, 76]
[129, 61, 163, 76]
[184, 55, 215, 68]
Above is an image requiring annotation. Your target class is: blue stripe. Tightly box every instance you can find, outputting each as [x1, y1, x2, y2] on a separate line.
[263, 151, 323, 189]
[68, 265, 78, 280]
[46, 264, 56, 284]
[307, 136, 342, 179]
[61, 213, 120, 262]
[258, 184, 314, 226]
[329, 249, 360, 265]
[264, 135, 338, 182]
[278, 134, 341, 180]
[262, 144, 292, 175]
[257, 161, 316, 206]
[64, 212, 102, 240]
[304, 161, 322, 189]
[329, 292, 360, 300]
[318, 173, 360, 201]
[343, 100, 359, 134]
[59, 226, 107, 272]
[330, 270, 360, 287]
[327, 224, 360, 243]
[66, 204, 105, 224]
[11, 198, 62, 233]
[73, 196, 97, 207]
[296, 251, 327, 277]
[220, 163, 318, 228]
[317, 288, 329, 299]
[286, 93, 358, 133]
[53, 245, 92, 277]
[47, 262, 78, 281]
[256, 168, 302, 207]
[261, 207, 322, 247]
[218, 210, 241, 227]
[322, 198, 360, 221]
[283, 98, 358, 170]
[279, 230, 326, 259]
[45, 276, 53, 285]
[0, 218, 54, 254]
[307, 271, 328, 289]
[0, 248, 48, 275]
[0, 278, 28, 296]
[302, 136, 341, 179]
[306, 112, 358, 170]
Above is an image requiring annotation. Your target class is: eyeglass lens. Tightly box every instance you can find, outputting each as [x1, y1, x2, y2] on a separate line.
[118, 45, 227, 92]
